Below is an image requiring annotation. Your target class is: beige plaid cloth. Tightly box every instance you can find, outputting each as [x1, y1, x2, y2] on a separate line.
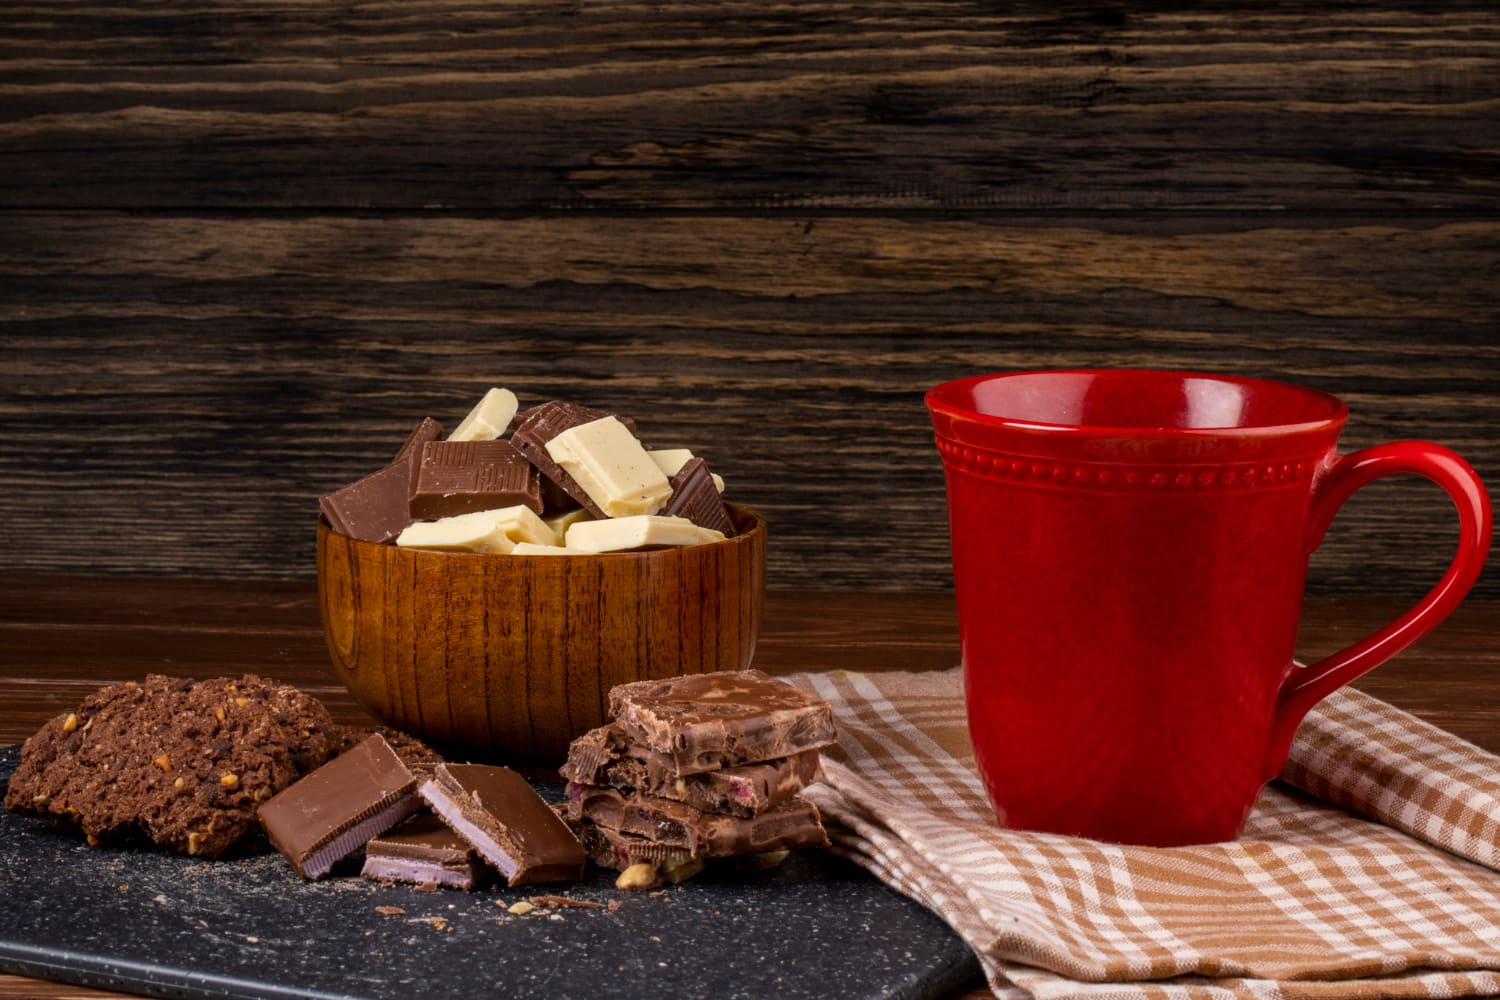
[786, 667, 1500, 999]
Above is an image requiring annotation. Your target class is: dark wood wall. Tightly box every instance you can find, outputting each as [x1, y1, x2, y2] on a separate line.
[2, 1, 1497, 599]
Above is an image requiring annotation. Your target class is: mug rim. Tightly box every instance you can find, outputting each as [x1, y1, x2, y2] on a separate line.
[925, 368, 1349, 439]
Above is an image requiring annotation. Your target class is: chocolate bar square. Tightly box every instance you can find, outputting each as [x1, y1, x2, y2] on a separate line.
[418, 764, 584, 886]
[257, 733, 420, 879]
[408, 439, 542, 518]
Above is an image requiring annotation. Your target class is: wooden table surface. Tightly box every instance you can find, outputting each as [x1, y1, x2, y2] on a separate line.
[1, 576, 1496, 999]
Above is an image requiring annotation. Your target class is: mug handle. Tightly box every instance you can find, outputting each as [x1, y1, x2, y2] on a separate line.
[1264, 441, 1492, 777]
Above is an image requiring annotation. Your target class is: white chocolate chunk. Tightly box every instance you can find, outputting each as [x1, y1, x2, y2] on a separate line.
[395, 505, 555, 554]
[648, 448, 726, 494]
[510, 542, 576, 555]
[647, 449, 695, 478]
[544, 507, 594, 539]
[564, 515, 724, 553]
[448, 387, 519, 443]
[544, 416, 672, 518]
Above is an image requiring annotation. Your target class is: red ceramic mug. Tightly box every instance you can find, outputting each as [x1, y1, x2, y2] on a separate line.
[926, 370, 1491, 846]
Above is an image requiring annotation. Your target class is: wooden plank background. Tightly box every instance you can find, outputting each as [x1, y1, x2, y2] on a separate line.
[1, 1, 1496, 598]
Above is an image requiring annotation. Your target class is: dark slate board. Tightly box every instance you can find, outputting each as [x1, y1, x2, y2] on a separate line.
[0, 745, 980, 1000]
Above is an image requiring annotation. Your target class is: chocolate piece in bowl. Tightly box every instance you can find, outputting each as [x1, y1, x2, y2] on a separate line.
[418, 763, 585, 886]
[361, 814, 486, 891]
[3, 674, 340, 858]
[609, 669, 839, 776]
[544, 415, 673, 518]
[563, 514, 723, 553]
[510, 400, 635, 518]
[447, 386, 518, 443]
[257, 733, 421, 880]
[408, 439, 543, 518]
[319, 417, 442, 543]
[561, 723, 821, 818]
[394, 504, 556, 554]
[662, 456, 736, 537]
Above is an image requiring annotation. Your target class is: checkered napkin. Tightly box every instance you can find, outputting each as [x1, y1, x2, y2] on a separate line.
[785, 667, 1500, 999]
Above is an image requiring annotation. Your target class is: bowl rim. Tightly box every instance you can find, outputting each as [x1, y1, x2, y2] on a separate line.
[316, 502, 766, 561]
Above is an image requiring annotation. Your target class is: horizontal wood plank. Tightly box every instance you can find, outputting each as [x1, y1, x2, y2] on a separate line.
[1, 2, 1496, 211]
[1, 212, 1495, 595]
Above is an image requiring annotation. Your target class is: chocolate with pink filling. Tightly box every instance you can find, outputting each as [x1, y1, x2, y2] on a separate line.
[257, 733, 420, 879]
[361, 814, 486, 890]
[418, 763, 584, 886]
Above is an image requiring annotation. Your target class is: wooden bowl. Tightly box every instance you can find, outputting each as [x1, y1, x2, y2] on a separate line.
[316, 505, 766, 764]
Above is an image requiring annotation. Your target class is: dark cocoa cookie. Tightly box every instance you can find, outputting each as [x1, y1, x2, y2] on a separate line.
[3, 674, 339, 858]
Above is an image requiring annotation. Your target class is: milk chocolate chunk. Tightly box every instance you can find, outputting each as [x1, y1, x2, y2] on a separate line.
[563, 784, 830, 859]
[409, 440, 543, 518]
[510, 401, 635, 519]
[319, 418, 442, 543]
[418, 764, 584, 886]
[662, 457, 736, 537]
[562, 724, 821, 818]
[361, 814, 486, 890]
[564, 815, 698, 872]
[257, 733, 421, 880]
[609, 670, 838, 775]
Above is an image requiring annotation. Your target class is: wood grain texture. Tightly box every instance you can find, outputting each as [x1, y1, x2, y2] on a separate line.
[1, 211, 1495, 594]
[1, 2, 1496, 211]
[316, 507, 765, 761]
[0, 0, 1497, 597]
[1, 576, 1495, 753]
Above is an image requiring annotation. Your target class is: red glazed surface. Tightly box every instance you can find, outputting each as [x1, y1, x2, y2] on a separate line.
[927, 370, 1491, 846]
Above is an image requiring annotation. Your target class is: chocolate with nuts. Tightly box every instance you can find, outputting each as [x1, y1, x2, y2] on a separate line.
[561, 723, 821, 818]
[609, 669, 839, 775]
[562, 783, 829, 859]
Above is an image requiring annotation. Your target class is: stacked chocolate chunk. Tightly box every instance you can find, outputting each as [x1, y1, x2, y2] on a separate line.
[560, 670, 838, 888]
[319, 387, 736, 554]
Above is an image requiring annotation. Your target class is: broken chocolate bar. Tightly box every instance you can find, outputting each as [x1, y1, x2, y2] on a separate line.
[395, 504, 555, 554]
[361, 814, 487, 890]
[509, 401, 632, 518]
[562, 723, 821, 818]
[544, 416, 672, 518]
[257, 733, 421, 879]
[564, 814, 698, 872]
[563, 515, 723, 553]
[662, 457, 736, 536]
[609, 670, 839, 775]
[319, 417, 442, 543]
[418, 764, 584, 886]
[448, 387, 518, 442]
[563, 784, 829, 859]
[408, 440, 543, 518]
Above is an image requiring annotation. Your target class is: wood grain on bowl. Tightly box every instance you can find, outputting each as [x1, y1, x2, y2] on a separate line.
[317, 506, 766, 764]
